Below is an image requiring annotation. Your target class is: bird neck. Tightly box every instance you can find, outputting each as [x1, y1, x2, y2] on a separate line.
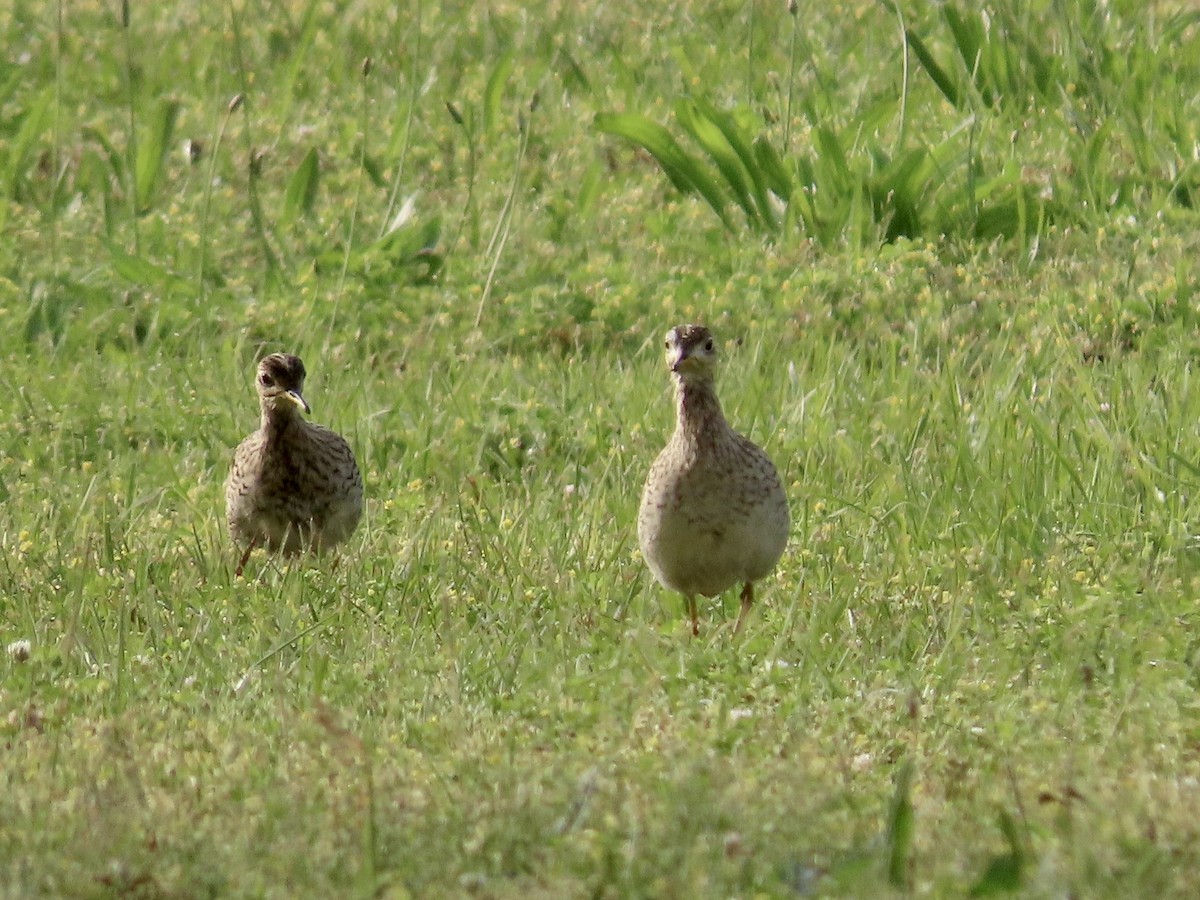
[674, 376, 727, 438]
[260, 404, 304, 435]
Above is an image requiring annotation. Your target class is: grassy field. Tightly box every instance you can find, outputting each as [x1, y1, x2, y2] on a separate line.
[4, 0, 1200, 896]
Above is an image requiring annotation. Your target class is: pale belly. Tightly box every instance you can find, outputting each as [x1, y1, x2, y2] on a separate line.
[639, 498, 788, 597]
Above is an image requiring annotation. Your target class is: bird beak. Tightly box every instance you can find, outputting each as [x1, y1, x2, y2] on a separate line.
[286, 389, 311, 414]
[671, 349, 697, 374]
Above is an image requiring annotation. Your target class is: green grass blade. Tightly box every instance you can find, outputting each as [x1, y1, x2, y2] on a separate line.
[6, 86, 53, 198]
[485, 51, 516, 133]
[906, 28, 962, 108]
[752, 135, 794, 199]
[332, 214, 444, 286]
[81, 125, 124, 179]
[594, 111, 733, 229]
[885, 760, 915, 888]
[0, 65, 24, 117]
[943, 6, 985, 86]
[276, 0, 322, 126]
[694, 98, 779, 231]
[873, 146, 932, 239]
[107, 243, 191, 295]
[674, 99, 760, 227]
[969, 811, 1026, 896]
[282, 147, 321, 225]
[134, 99, 179, 213]
[814, 126, 851, 186]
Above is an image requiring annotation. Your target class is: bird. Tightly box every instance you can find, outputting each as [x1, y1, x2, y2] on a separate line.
[637, 324, 789, 635]
[226, 352, 363, 575]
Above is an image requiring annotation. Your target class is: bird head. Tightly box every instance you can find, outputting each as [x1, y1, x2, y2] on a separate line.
[255, 353, 311, 415]
[664, 324, 718, 382]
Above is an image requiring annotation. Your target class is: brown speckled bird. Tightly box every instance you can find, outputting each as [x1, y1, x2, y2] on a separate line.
[637, 325, 789, 634]
[226, 353, 363, 575]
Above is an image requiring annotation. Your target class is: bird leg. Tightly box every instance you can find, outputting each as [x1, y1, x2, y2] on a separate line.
[234, 536, 259, 578]
[686, 595, 700, 637]
[733, 581, 754, 633]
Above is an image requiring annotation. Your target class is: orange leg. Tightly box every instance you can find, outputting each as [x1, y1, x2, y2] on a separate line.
[733, 581, 754, 633]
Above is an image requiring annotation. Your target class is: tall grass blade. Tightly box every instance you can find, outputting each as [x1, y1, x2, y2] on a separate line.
[594, 112, 734, 230]
[330, 214, 442, 286]
[484, 51, 515, 134]
[381, 0, 423, 234]
[276, 0, 322, 126]
[444, 101, 480, 256]
[783, 1, 799, 152]
[943, 6, 987, 100]
[49, 0, 66, 273]
[119, 0, 140, 251]
[0, 65, 23, 114]
[197, 94, 242, 295]
[282, 147, 320, 225]
[108, 243, 192, 296]
[906, 29, 962, 108]
[968, 810, 1026, 896]
[885, 759, 915, 888]
[752, 136, 793, 199]
[81, 125, 124, 181]
[477, 102, 534, 327]
[134, 99, 180, 213]
[693, 98, 779, 231]
[6, 86, 53, 199]
[674, 99, 759, 226]
[24, 280, 68, 345]
[873, 147, 931, 240]
[814, 126, 851, 185]
[328, 58, 375, 348]
[227, 3, 283, 279]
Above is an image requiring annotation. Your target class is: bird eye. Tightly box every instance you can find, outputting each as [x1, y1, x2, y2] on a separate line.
[664, 339, 671, 349]
[704, 339, 714, 352]
[259, 373, 273, 387]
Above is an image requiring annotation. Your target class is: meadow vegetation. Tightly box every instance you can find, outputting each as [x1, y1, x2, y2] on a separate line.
[3, 0, 1200, 896]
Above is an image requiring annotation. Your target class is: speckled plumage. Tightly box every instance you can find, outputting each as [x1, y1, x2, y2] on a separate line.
[637, 325, 789, 634]
[226, 353, 363, 572]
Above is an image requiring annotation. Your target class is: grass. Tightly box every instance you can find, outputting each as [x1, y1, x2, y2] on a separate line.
[3, 0, 1200, 896]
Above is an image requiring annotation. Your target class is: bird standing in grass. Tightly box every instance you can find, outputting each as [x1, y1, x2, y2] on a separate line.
[226, 353, 363, 575]
[637, 325, 789, 634]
